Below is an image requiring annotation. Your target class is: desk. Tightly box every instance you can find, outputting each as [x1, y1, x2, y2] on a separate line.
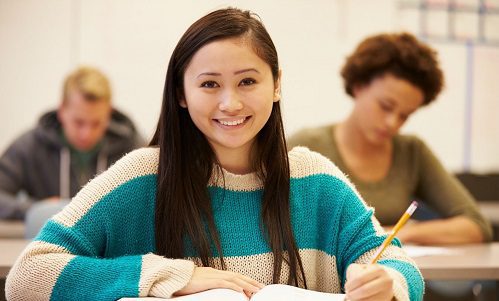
[411, 243, 499, 280]
[0, 221, 25, 239]
[0, 239, 29, 278]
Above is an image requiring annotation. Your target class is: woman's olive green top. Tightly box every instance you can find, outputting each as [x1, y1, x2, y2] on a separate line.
[288, 124, 492, 241]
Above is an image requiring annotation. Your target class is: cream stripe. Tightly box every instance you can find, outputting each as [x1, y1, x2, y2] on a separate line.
[289, 147, 363, 198]
[208, 166, 263, 192]
[53, 147, 159, 227]
[187, 249, 342, 294]
[140, 254, 195, 297]
[5, 241, 74, 301]
[384, 266, 410, 301]
[209, 146, 366, 193]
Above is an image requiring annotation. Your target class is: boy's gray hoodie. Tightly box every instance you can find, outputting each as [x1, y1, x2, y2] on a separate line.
[0, 109, 145, 220]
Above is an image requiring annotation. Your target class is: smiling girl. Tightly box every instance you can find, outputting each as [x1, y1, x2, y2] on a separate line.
[7, 9, 422, 301]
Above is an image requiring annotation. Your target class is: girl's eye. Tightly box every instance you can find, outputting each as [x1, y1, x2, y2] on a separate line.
[200, 81, 219, 88]
[400, 113, 409, 122]
[379, 102, 393, 112]
[240, 78, 256, 86]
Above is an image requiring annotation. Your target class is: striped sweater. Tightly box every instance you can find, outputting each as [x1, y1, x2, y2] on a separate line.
[6, 147, 423, 301]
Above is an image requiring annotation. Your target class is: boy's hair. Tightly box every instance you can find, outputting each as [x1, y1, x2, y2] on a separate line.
[62, 66, 112, 104]
[341, 32, 444, 105]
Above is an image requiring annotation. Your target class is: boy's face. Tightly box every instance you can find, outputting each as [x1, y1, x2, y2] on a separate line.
[58, 89, 111, 151]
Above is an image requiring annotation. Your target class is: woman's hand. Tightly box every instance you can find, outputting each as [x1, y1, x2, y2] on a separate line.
[345, 263, 394, 301]
[174, 267, 264, 298]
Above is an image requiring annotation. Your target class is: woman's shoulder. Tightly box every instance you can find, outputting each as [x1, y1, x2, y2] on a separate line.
[395, 134, 427, 147]
[287, 124, 334, 146]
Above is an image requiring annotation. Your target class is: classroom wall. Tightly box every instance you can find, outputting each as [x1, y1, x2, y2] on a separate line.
[0, 0, 498, 173]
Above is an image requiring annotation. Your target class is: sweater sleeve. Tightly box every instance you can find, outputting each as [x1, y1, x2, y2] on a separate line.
[336, 184, 424, 301]
[5, 148, 195, 301]
[411, 136, 493, 241]
[290, 147, 424, 301]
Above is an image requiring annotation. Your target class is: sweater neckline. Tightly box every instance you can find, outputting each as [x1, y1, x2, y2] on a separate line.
[208, 165, 263, 192]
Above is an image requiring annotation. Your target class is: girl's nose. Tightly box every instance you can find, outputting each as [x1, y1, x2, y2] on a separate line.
[219, 90, 243, 112]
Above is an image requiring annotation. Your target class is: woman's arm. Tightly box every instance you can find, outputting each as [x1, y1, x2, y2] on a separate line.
[394, 215, 484, 245]
[412, 137, 492, 243]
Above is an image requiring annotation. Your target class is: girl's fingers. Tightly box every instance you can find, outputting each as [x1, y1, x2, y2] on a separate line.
[345, 264, 384, 292]
[346, 274, 393, 300]
[231, 275, 263, 294]
[175, 267, 264, 296]
[344, 264, 394, 301]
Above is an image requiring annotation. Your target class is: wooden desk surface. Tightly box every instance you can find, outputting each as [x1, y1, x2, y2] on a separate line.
[0, 239, 29, 278]
[412, 242, 499, 280]
[0, 221, 25, 239]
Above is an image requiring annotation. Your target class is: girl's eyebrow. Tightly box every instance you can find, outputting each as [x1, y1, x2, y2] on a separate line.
[234, 68, 259, 75]
[380, 97, 396, 106]
[197, 68, 260, 78]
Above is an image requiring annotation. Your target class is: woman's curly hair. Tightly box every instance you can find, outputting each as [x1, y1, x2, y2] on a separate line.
[341, 32, 444, 105]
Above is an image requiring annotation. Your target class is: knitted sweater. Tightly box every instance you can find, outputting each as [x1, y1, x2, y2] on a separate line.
[6, 147, 423, 301]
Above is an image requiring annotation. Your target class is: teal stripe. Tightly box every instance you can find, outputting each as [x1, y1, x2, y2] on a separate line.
[50, 255, 142, 301]
[184, 174, 352, 259]
[379, 259, 424, 301]
[36, 220, 98, 255]
[38, 175, 157, 257]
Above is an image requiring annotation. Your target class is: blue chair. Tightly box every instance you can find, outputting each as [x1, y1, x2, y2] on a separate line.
[24, 200, 70, 239]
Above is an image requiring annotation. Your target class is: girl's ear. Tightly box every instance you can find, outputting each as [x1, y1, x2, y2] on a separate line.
[179, 98, 187, 108]
[178, 88, 188, 108]
[352, 83, 366, 98]
[273, 70, 282, 102]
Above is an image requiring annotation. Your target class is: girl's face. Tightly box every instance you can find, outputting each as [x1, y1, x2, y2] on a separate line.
[181, 37, 280, 168]
[352, 73, 424, 145]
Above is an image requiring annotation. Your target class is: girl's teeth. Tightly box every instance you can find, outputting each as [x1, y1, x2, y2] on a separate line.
[219, 118, 245, 126]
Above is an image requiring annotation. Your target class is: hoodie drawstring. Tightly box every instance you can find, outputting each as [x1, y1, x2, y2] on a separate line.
[60, 147, 108, 200]
[97, 151, 108, 175]
[59, 147, 71, 200]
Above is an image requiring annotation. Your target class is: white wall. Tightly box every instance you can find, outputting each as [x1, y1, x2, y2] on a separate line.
[1, 0, 498, 172]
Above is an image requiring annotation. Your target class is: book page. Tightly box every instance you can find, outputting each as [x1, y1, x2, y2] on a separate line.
[119, 288, 246, 301]
[119, 284, 345, 301]
[252, 284, 345, 301]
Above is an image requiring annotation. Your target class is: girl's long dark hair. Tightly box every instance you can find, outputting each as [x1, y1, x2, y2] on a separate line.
[149, 8, 306, 287]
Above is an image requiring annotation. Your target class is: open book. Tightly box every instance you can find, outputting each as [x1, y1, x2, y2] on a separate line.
[119, 284, 345, 300]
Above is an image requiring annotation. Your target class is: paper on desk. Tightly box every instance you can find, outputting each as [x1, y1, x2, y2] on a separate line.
[119, 284, 345, 300]
[403, 245, 462, 257]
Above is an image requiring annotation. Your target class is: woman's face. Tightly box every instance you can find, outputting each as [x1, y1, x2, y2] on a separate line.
[352, 73, 424, 145]
[181, 37, 280, 165]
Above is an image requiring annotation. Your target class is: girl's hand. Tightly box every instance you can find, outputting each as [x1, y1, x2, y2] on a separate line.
[345, 263, 394, 301]
[174, 267, 264, 298]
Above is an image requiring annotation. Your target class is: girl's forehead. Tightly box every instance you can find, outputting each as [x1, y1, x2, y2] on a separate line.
[186, 38, 270, 73]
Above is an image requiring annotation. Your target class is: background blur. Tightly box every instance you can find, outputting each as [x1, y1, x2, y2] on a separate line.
[1, 0, 498, 173]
